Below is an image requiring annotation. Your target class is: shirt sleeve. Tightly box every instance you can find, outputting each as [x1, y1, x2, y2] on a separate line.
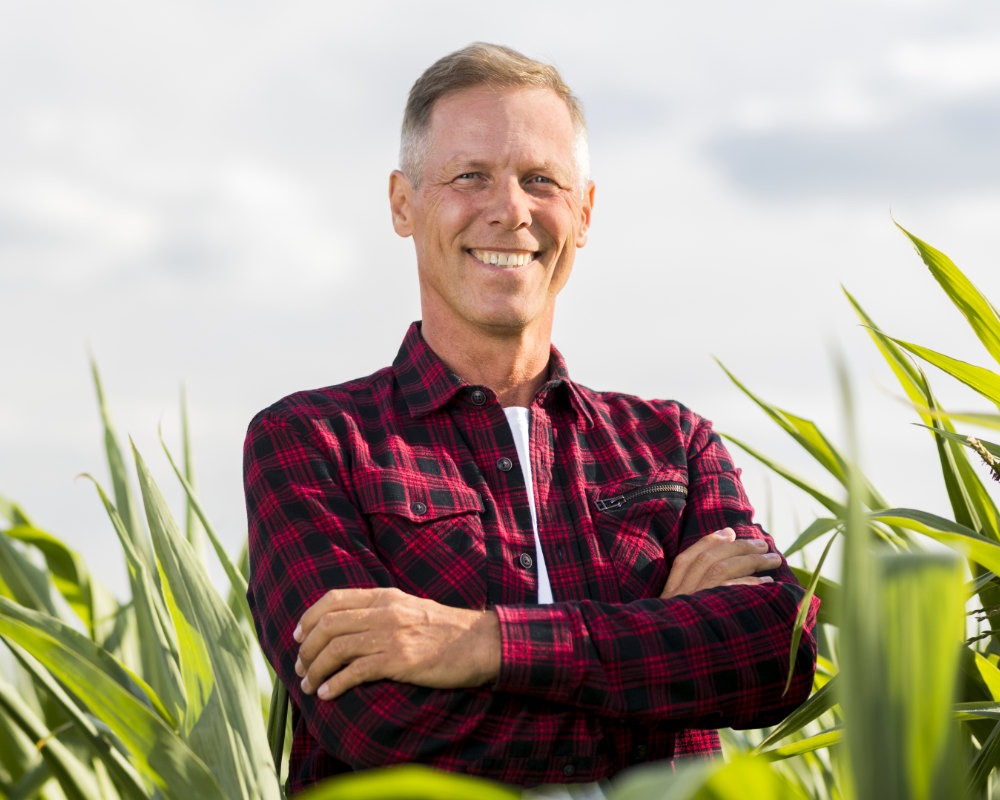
[493, 414, 819, 730]
[244, 407, 640, 784]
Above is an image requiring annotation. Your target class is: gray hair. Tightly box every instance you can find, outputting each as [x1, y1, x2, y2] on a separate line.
[399, 42, 590, 187]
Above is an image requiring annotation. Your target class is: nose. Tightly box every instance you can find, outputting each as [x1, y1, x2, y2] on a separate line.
[488, 178, 531, 230]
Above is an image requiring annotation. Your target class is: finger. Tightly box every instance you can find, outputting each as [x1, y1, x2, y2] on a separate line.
[704, 552, 782, 584]
[673, 551, 778, 595]
[315, 655, 382, 701]
[299, 629, 384, 695]
[295, 587, 384, 642]
[723, 576, 775, 587]
[297, 607, 382, 670]
[664, 531, 768, 596]
[663, 541, 778, 598]
[662, 529, 735, 595]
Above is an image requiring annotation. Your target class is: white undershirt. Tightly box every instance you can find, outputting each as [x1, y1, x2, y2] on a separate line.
[503, 407, 609, 800]
[503, 406, 553, 604]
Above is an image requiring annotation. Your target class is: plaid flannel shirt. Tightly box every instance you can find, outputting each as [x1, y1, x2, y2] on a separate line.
[244, 322, 819, 793]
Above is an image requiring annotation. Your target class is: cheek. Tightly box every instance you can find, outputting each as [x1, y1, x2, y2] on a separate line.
[427, 196, 479, 238]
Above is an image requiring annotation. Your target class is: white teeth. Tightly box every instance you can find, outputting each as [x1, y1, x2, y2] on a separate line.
[471, 249, 534, 267]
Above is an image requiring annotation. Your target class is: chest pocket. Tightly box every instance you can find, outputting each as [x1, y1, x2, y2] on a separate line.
[354, 468, 487, 607]
[588, 470, 688, 601]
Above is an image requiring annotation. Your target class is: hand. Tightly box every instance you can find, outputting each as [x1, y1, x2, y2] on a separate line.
[661, 528, 781, 599]
[293, 587, 501, 701]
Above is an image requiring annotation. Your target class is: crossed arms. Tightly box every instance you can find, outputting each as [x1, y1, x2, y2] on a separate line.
[295, 530, 783, 701]
[244, 403, 819, 786]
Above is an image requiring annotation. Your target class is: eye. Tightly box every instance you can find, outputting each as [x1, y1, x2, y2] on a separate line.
[526, 175, 555, 185]
[453, 172, 483, 182]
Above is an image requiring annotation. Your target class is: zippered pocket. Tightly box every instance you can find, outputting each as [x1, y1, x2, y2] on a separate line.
[594, 481, 688, 512]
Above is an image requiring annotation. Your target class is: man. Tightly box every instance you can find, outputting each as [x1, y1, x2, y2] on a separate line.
[244, 43, 818, 796]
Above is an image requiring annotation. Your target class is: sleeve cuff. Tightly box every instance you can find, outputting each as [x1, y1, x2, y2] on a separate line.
[494, 603, 589, 704]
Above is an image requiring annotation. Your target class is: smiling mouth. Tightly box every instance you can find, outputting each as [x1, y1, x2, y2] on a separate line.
[469, 249, 537, 267]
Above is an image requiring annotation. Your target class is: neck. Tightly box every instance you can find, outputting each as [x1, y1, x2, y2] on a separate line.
[420, 318, 552, 408]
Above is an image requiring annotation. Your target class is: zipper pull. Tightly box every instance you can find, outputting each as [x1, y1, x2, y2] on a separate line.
[595, 496, 625, 512]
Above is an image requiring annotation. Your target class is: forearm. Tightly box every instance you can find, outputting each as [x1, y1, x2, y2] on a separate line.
[289, 674, 646, 783]
[496, 580, 819, 729]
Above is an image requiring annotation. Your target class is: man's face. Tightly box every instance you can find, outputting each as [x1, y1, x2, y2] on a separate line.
[390, 86, 594, 340]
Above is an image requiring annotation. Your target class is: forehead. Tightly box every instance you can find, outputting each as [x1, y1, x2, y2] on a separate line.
[424, 86, 578, 167]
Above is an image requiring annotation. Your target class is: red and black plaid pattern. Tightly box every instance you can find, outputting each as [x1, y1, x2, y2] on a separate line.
[244, 323, 819, 793]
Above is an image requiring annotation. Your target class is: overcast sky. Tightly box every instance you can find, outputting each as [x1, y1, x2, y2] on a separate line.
[3, 1, 1000, 597]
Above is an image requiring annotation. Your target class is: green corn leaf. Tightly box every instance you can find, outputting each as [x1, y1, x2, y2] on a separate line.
[616, 753, 811, 800]
[9, 760, 58, 800]
[869, 509, 1000, 574]
[845, 291, 1000, 536]
[760, 728, 843, 761]
[889, 338, 1000, 409]
[754, 678, 839, 754]
[717, 361, 848, 481]
[228, 540, 251, 626]
[718, 360, 890, 507]
[266, 677, 289, 784]
[969, 720, 1000, 795]
[784, 530, 839, 695]
[916, 425, 1000, 462]
[4, 523, 96, 638]
[970, 652, 1000, 700]
[896, 223, 1000, 368]
[0, 598, 173, 722]
[132, 443, 279, 799]
[295, 764, 520, 800]
[605, 758, 719, 800]
[838, 357, 885, 800]
[920, 382, 1000, 542]
[720, 433, 846, 517]
[0, 495, 32, 527]
[784, 517, 841, 557]
[5, 641, 148, 799]
[885, 553, 965, 800]
[0, 690, 49, 797]
[84, 475, 186, 723]
[718, 362, 910, 553]
[0, 529, 61, 617]
[0, 597, 225, 799]
[158, 428, 252, 631]
[939, 410, 1000, 431]
[90, 359, 152, 571]
[955, 702, 1000, 721]
[179, 385, 206, 558]
[789, 568, 839, 628]
[0, 673, 104, 800]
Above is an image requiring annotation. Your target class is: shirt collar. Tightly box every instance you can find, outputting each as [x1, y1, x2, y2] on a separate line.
[392, 321, 595, 428]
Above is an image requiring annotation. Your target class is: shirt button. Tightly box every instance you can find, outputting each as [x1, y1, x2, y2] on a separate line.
[562, 764, 576, 778]
[497, 457, 513, 472]
[518, 552, 534, 569]
[410, 501, 427, 515]
[470, 389, 487, 405]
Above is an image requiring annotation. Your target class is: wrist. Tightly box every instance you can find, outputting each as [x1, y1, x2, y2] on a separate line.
[470, 609, 501, 685]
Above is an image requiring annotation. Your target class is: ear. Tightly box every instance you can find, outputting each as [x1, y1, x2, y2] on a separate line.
[575, 181, 595, 248]
[389, 170, 415, 237]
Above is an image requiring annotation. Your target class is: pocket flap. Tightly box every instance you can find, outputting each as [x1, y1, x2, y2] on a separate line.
[354, 468, 484, 522]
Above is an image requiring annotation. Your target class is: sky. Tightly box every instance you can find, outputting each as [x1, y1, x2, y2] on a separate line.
[3, 1, 1000, 597]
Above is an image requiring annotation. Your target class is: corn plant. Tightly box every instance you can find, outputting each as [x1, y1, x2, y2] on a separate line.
[610, 225, 1000, 799]
[0, 372, 520, 799]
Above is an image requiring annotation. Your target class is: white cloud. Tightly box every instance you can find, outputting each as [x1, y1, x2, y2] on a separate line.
[891, 37, 1000, 93]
